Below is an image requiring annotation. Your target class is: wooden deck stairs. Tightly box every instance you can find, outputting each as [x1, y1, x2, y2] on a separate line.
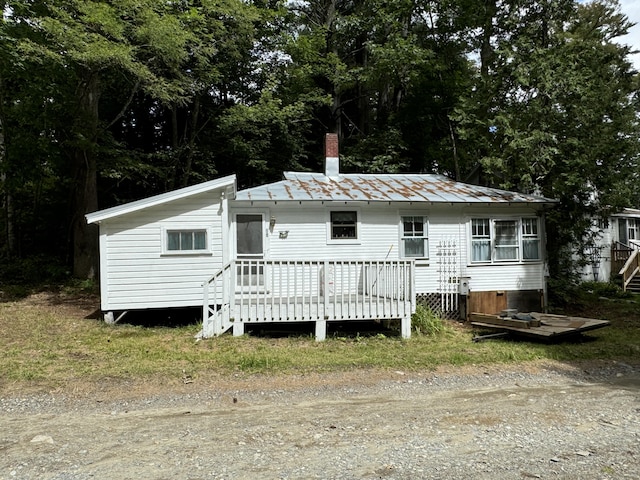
[613, 242, 640, 292]
[625, 274, 640, 293]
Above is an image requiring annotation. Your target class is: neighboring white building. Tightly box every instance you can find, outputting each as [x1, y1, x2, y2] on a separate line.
[86, 135, 557, 339]
[580, 208, 640, 284]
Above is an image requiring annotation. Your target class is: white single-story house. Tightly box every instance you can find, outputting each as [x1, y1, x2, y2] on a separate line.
[86, 134, 557, 340]
[580, 208, 640, 290]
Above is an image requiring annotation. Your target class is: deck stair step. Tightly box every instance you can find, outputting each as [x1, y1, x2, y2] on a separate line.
[626, 275, 640, 293]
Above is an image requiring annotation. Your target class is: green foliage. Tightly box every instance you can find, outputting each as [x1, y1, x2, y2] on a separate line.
[547, 277, 583, 309]
[411, 305, 451, 336]
[454, 0, 639, 279]
[548, 277, 632, 310]
[1, 0, 640, 284]
[579, 281, 630, 299]
[0, 255, 70, 287]
[217, 88, 312, 184]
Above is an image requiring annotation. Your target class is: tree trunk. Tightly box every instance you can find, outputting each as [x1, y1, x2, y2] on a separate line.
[181, 96, 201, 188]
[169, 104, 179, 190]
[448, 118, 461, 181]
[71, 71, 100, 279]
[0, 73, 16, 257]
[480, 0, 496, 81]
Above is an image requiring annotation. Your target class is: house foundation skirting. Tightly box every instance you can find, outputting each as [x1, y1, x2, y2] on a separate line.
[416, 293, 460, 320]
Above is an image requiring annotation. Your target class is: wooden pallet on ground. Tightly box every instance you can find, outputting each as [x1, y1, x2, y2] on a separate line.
[470, 312, 610, 340]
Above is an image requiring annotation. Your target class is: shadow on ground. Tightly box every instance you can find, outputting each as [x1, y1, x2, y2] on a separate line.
[116, 307, 400, 338]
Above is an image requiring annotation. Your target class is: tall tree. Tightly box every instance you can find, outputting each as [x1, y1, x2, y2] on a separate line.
[5, 0, 255, 278]
[454, 0, 640, 279]
[281, 0, 452, 171]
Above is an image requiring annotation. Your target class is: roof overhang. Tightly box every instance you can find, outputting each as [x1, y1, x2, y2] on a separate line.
[612, 207, 640, 219]
[85, 174, 236, 224]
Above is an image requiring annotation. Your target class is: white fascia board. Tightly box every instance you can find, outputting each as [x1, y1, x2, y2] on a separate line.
[612, 207, 640, 218]
[86, 174, 236, 224]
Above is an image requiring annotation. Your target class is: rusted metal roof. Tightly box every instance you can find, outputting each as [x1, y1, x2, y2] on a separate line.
[235, 172, 557, 205]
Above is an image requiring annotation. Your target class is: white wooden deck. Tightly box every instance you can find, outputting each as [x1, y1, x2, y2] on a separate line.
[202, 259, 415, 340]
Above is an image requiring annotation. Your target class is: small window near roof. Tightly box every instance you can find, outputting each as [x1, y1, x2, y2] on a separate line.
[330, 211, 357, 239]
[167, 230, 207, 251]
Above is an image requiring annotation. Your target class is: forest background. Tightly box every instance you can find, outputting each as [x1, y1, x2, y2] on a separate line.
[1, 0, 639, 292]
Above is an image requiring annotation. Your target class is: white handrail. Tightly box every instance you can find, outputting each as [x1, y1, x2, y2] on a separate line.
[619, 250, 640, 290]
[202, 259, 415, 337]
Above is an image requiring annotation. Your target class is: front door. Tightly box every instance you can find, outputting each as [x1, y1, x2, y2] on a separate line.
[235, 213, 265, 287]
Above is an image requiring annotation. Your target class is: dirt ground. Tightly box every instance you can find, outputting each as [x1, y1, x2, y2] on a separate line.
[1, 361, 639, 480]
[1, 292, 638, 479]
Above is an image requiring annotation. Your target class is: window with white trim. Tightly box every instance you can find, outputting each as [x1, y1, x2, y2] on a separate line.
[470, 218, 540, 263]
[521, 218, 540, 260]
[471, 218, 491, 262]
[401, 216, 428, 258]
[494, 220, 518, 260]
[628, 219, 639, 241]
[166, 229, 207, 252]
[330, 211, 358, 240]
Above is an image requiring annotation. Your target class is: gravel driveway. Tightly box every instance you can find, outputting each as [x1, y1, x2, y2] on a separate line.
[1, 361, 638, 479]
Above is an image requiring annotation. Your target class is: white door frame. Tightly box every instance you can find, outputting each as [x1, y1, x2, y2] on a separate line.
[231, 209, 270, 291]
[231, 209, 270, 260]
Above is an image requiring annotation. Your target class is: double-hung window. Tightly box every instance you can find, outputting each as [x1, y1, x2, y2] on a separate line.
[521, 218, 540, 260]
[166, 229, 207, 252]
[628, 219, 639, 241]
[330, 211, 358, 240]
[471, 219, 491, 262]
[471, 218, 540, 263]
[494, 220, 518, 260]
[401, 216, 428, 258]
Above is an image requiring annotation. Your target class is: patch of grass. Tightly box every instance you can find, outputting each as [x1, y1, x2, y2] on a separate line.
[411, 305, 453, 336]
[1, 290, 639, 392]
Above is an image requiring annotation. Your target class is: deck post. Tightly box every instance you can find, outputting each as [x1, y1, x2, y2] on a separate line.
[202, 282, 211, 336]
[400, 315, 411, 339]
[233, 321, 245, 337]
[315, 319, 327, 341]
[323, 260, 329, 318]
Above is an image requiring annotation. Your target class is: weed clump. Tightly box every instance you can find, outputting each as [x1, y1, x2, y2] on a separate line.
[579, 281, 630, 299]
[411, 305, 451, 336]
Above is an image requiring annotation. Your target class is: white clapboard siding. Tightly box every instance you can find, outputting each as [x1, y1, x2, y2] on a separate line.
[248, 201, 546, 295]
[265, 205, 413, 260]
[579, 218, 616, 282]
[100, 192, 225, 311]
[465, 264, 545, 291]
[96, 190, 547, 313]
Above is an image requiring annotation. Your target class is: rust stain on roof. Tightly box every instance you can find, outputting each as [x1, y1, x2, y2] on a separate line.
[235, 173, 556, 204]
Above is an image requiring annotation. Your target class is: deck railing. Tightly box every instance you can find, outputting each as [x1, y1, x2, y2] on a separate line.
[619, 249, 640, 291]
[612, 241, 640, 290]
[201, 262, 234, 338]
[203, 259, 415, 339]
[612, 241, 635, 276]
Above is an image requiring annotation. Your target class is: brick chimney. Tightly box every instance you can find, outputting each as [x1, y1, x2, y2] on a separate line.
[324, 133, 339, 177]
